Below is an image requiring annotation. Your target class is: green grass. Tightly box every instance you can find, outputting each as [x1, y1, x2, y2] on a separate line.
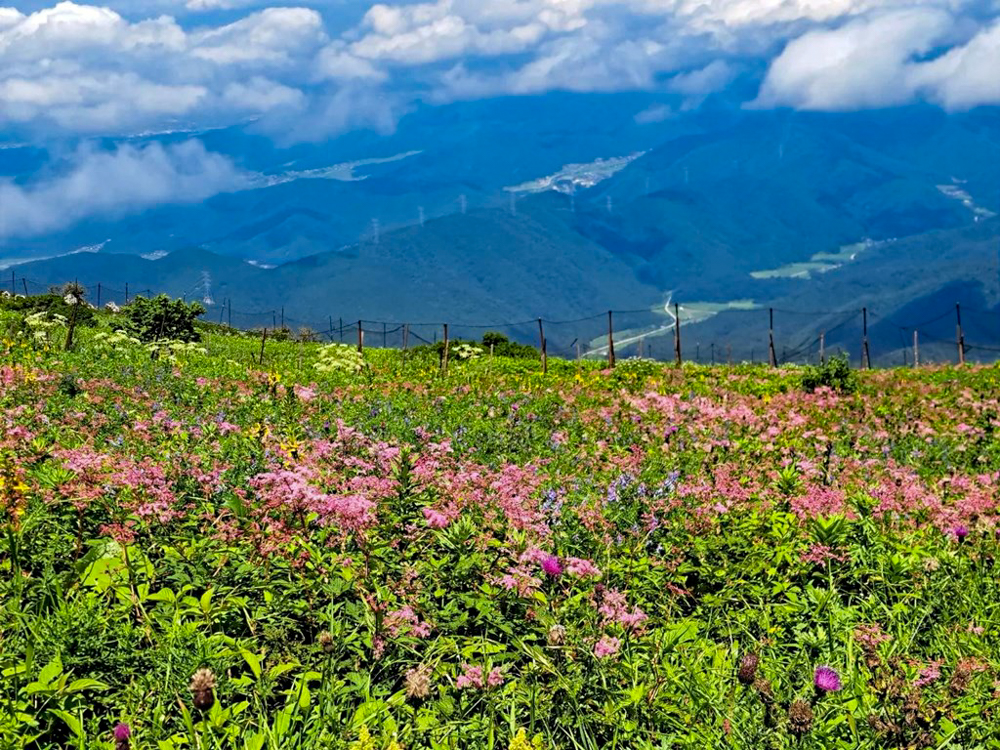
[2, 305, 1000, 749]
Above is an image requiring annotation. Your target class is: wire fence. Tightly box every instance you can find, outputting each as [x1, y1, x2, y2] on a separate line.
[6, 272, 1000, 368]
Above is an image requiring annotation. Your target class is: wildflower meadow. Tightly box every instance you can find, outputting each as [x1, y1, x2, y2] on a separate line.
[3, 295, 1000, 749]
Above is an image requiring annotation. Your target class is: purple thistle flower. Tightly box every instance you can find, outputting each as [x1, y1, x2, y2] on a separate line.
[952, 525, 969, 541]
[814, 666, 842, 693]
[113, 724, 131, 741]
[541, 555, 563, 576]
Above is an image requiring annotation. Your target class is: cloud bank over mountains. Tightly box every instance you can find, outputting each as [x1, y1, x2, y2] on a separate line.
[1, 0, 998, 242]
[0, 140, 246, 239]
[0, 0, 997, 140]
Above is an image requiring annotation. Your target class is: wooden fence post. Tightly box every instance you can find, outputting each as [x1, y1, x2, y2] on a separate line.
[442, 324, 450, 375]
[861, 308, 871, 369]
[607, 311, 616, 368]
[402, 324, 409, 366]
[768, 308, 777, 368]
[538, 318, 547, 374]
[956, 304, 966, 365]
[259, 328, 267, 365]
[125, 283, 129, 304]
[357, 320, 364, 353]
[913, 330, 919, 368]
[23, 278, 29, 297]
[674, 303, 682, 366]
[819, 332, 825, 365]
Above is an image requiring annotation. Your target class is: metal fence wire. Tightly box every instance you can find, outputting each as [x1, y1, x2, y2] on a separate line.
[5, 272, 1000, 366]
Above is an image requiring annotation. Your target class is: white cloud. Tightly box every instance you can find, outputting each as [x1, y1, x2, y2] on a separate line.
[0, 0, 997, 140]
[347, 1, 551, 65]
[634, 102, 673, 123]
[668, 60, 738, 107]
[189, 7, 326, 64]
[753, 7, 1000, 110]
[0, 3, 325, 135]
[911, 17, 1000, 108]
[316, 43, 388, 80]
[0, 140, 246, 239]
[222, 76, 306, 110]
[255, 84, 404, 143]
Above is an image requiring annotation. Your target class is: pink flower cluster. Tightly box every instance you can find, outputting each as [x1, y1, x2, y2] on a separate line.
[598, 589, 648, 632]
[384, 606, 432, 638]
[594, 635, 621, 659]
[456, 663, 504, 690]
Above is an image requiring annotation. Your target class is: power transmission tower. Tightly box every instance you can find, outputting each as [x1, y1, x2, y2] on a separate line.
[459, 194, 467, 215]
[418, 206, 425, 228]
[372, 218, 380, 246]
[201, 270, 214, 305]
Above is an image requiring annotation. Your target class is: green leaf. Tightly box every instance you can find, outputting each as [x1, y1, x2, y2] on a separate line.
[147, 588, 177, 603]
[37, 656, 63, 689]
[49, 709, 83, 740]
[200, 588, 214, 615]
[273, 706, 293, 738]
[65, 678, 109, 694]
[298, 681, 311, 710]
[240, 649, 262, 680]
[267, 662, 298, 681]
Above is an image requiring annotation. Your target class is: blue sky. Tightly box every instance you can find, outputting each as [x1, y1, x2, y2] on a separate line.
[1, 0, 998, 242]
[1, 0, 998, 141]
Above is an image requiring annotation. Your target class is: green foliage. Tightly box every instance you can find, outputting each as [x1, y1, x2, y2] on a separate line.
[801, 355, 858, 394]
[421, 333, 540, 362]
[480, 332, 539, 359]
[0, 292, 97, 329]
[122, 295, 206, 343]
[2, 317, 1000, 749]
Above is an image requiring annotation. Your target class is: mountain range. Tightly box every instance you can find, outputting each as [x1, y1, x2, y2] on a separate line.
[4, 95, 1000, 364]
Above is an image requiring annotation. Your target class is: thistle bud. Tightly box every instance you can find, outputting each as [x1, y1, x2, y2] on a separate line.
[318, 631, 335, 654]
[113, 723, 131, 750]
[737, 653, 760, 685]
[547, 624, 567, 646]
[788, 700, 814, 735]
[189, 668, 216, 711]
[754, 677, 774, 703]
[405, 664, 432, 700]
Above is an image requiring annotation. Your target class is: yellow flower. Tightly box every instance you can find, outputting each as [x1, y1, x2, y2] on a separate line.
[348, 726, 377, 750]
[508, 728, 544, 750]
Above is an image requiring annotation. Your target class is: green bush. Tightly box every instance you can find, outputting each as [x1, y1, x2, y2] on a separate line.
[1, 292, 97, 328]
[123, 295, 206, 343]
[481, 332, 540, 359]
[801, 354, 858, 394]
